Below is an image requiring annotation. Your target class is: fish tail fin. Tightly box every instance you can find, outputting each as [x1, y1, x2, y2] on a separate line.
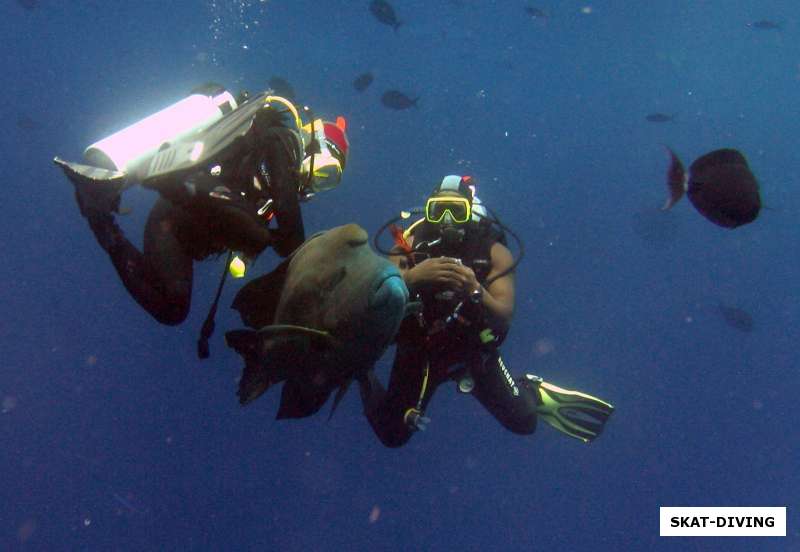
[662, 145, 686, 210]
[328, 378, 354, 421]
[225, 329, 272, 405]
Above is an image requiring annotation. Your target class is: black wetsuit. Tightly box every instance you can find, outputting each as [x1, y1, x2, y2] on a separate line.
[83, 120, 303, 326]
[359, 221, 538, 448]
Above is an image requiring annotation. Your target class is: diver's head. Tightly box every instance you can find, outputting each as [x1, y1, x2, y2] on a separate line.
[425, 175, 475, 249]
[301, 116, 349, 195]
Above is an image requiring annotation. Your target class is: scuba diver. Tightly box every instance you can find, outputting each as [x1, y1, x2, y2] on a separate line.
[54, 83, 349, 357]
[361, 175, 614, 448]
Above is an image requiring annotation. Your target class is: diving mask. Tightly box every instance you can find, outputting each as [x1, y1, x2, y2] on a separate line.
[301, 117, 348, 193]
[425, 195, 472, 224]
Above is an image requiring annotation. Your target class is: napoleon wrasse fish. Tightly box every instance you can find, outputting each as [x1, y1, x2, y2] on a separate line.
[662, 147, 761, 228]
[226, 224, 409, 419]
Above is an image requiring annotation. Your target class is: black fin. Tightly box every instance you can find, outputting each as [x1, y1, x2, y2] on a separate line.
[231, 258, 290, 329]
[328, 378, 354, 420]
[225, 329, 272, 405]
[276, 379, 332, 419]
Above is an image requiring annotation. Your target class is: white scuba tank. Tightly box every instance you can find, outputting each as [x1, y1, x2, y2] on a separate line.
[83, 84, 237, 174]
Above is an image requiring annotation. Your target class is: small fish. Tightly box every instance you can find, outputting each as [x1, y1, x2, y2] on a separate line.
[718, 304, 754, 333]
[370, 0, 402, 31]
[646, 113, 675, 123]
[525, 7, 548, 18]
[381, 90, 418, 110]
[748, 20, 780, 30]
[267, 76, 296, 101]
[17, 0, 38, 11]
[16, 115, 41, 131]
[662, 147, 761, 228]
[353, 72, 374, 92]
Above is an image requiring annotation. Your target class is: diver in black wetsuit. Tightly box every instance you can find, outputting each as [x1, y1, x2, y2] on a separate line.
[56, 86, 349, 352]
[361, 175, 614, 448]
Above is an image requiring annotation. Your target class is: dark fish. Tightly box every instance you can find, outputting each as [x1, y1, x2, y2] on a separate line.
[267, 76, 296, 101]
[227, 224, 409, 419]
[17, 0, 38, 11]
[370, 0, 402, 31]
[525, 7, 547, 18]
[718, 304, 754, 333]
[353, 72, 374, 92]
[381, 90, 418, 110]
[16, 115, 41, 131]
[662, 148, 761, 228]
[646, 113, 675, 123]
[748, 20, 781, 30]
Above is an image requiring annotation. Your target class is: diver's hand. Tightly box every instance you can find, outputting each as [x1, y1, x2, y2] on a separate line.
[452, 263, 480, 296]
[406, 257, 476, 292]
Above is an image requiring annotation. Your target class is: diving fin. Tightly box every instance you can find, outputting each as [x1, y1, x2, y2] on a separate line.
[522, 374, 614, 443]
[54, 157, 129, 217]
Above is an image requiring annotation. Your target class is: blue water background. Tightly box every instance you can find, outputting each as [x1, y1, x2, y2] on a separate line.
[2, 1, 797, 550]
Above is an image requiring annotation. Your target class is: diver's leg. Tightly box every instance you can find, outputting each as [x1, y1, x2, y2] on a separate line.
[470, 348, 538, 435]
[86, 198, 193, 325]
[359, 342, 438, 448]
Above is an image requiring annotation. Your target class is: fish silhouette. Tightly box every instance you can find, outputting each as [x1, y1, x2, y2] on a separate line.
[381, 90, 418, 110]
[370, 0, 402, 31]
[662, 147, 761, 228]
[718, 304, 754, 333]
[353, 72, 374, 92]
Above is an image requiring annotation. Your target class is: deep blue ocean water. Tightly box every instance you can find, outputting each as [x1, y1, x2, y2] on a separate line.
[2, 1, 797, 550]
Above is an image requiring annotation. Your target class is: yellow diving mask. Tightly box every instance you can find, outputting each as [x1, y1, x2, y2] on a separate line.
[300, 116, 348, 193]
[425, 195, 472, 224]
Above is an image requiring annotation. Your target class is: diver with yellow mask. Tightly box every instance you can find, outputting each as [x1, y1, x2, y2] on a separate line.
[361, 175, 614, 447]
[55, 83, 349, 357]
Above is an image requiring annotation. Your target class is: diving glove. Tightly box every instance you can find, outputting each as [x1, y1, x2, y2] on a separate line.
[522, 374, 614, 443]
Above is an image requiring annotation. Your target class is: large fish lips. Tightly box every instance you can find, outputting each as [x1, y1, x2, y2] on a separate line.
[365, 265, 408, 344]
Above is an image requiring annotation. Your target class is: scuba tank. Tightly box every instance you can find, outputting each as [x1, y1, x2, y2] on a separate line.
[85, 83, 237, 175]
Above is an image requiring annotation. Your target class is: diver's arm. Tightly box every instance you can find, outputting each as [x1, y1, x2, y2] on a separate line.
[475, 242, 515, 334]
